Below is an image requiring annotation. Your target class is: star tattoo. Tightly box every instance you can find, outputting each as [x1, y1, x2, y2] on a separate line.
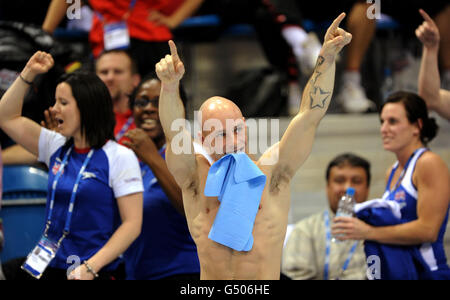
[309, 86, 331, 109]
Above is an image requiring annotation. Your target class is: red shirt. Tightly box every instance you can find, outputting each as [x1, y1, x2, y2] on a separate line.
[89, 0, 180, 57]
[114, 109, 136, 145]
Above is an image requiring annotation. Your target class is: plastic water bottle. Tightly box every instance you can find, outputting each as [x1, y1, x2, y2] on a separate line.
[332, 187, 356, 243]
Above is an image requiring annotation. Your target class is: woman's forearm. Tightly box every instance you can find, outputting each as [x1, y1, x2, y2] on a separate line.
[86, 219, 141, 273]
[367, 219, 437, 245]
[0, 68, 35, 126]
[85, 192, 143, 273]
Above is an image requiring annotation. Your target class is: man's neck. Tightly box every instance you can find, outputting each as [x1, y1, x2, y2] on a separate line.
[114, 96, 130, 114]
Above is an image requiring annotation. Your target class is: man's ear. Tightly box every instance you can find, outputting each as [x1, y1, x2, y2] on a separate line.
[132, 73, 141, 88]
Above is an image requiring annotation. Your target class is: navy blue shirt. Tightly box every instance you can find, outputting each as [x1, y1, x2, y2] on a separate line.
[382, 148, 450, 278]
[124, 147, 199, 279]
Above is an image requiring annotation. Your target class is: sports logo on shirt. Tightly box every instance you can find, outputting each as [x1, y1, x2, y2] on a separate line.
[52, 157, 64, 175]
[394, 190, 407, 209]
[52, 162, 64, 176]
[81, 172, 97, 180]
[394, 190, 405, 201]
[124, 177, 141, 183]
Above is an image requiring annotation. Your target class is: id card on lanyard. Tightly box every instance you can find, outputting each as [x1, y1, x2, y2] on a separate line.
[22, 147, 94, 279]
[104, 21, 130, 51]
[100, 0, 137, 51]
[21, 236, 58, 279]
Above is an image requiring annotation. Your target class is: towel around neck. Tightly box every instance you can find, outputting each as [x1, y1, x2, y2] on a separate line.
[204, 152, 266, 251]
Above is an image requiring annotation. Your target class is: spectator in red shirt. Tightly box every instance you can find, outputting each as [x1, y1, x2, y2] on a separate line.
[95, 49, 140, 145]
[42, 0, 203, 77]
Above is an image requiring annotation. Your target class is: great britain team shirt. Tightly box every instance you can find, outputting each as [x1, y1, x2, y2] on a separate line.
[382, 148, 450, 277]
[37, 128, 144, 271]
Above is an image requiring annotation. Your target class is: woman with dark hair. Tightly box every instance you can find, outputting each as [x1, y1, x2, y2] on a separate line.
[332, 91, 450, 279]
[0, 51, 143, 280]
[121, 73, 200, 280]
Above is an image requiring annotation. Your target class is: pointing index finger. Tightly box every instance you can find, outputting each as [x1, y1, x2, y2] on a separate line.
[169, 40, 179, 60]
[419, 9, 433, 23]
[330, 12, 346, 31]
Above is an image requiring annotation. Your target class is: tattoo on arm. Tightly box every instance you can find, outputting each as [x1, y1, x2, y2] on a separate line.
[309, 55, 331, 109]
[314, 55, 325, 69]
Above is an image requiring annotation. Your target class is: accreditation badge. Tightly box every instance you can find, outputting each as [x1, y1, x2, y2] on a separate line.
[103, 21, 130, 51]
[21, 236, 59, 279]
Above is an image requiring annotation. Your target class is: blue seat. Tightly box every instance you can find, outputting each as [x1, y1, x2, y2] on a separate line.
[179, 14, 221, 28]
[177, 14, 400, 39]
[53, 28, 89, 40]
[1, 165, 48, 262]
[2, 165, 48, 199]
[178, 14, 255, 37]
[376, 14, 400, 30]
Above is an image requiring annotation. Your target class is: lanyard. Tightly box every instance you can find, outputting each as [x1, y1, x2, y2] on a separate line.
[44, 146, 95, 246]
[324, 210, 358, 280]
[160, 143, 167, 155]
[115, 116, 134, 141]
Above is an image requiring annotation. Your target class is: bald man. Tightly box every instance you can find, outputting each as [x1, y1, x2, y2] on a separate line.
[156, 13, 352, 280]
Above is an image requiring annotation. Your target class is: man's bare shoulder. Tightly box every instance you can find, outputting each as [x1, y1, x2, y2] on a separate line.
[179, 154, 210, 195]
[195, 153, 212, 168]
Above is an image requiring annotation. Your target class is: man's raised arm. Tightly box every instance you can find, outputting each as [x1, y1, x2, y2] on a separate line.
[262, 13, 352, 175]
[416, 9, 450, 121]
[156, 41, 197, 189]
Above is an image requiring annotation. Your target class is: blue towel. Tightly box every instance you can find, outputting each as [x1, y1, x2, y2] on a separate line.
[204, 153, 266, 251]
[355, 199, 422, 280]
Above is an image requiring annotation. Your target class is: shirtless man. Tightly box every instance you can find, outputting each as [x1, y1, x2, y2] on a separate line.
[156, 13, 352, 280]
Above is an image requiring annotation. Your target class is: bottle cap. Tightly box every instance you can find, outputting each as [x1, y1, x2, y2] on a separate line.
[346, 187, 355, 197]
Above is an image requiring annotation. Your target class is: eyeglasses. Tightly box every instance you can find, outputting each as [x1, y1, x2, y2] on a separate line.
[134, 98, 158, 108]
